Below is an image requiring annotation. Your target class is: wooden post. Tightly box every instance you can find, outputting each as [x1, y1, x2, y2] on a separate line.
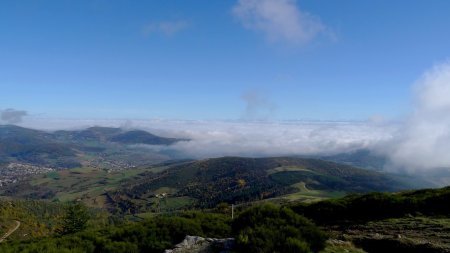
[232, 204, 234, 220]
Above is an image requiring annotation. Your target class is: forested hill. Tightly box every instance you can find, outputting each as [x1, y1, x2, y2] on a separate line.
[112, 156, 410, 210]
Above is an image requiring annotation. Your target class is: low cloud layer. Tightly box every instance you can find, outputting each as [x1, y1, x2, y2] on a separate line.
[382, 62, 450, 172]
[166, 120, 394, 159]
[1, 108, 28, 124]
[232, 0, 327, 45]
[20, 117, 395, 159]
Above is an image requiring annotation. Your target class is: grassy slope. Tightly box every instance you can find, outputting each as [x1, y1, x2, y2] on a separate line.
[341, 216, 450, 251]
[292, 186, 450, 252]
[281, 182, 346, 202]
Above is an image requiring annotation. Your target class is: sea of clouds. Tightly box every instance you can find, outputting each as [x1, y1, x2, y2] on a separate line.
[7, 62, 450, 174]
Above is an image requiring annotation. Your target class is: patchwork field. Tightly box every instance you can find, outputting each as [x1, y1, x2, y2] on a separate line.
[29, 167, 148, 207]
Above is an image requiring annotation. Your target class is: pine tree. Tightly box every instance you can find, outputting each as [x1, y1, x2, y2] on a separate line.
[59, 202, 89, 235]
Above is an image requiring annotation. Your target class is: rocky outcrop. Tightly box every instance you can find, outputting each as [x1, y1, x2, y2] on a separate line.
[164, 236, 235, 253]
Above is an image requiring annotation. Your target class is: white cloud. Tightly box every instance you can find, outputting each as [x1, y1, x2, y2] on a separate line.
[167, 121, 394, 159]
[142, 20, 189, 37]
[381, 62, 450, 172]
[232, 0, 327, 45]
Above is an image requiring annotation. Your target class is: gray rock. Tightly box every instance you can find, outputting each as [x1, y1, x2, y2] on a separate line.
[164, 235, 235, 253]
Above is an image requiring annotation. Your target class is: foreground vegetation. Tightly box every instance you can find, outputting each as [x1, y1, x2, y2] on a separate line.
[0, 202, 329, 253]
[291, 186, 450, 252]
[233, 204, 326, 253]
[1, 185, 449, 252]
[0, 212, 231, 253]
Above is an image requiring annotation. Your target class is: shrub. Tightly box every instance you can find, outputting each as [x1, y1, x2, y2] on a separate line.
[232, 204, 327, 253]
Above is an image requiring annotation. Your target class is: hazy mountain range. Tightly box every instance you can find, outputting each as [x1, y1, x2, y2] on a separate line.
[0, 125, 188, 169]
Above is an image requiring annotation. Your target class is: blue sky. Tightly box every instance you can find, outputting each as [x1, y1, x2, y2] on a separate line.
[1, 0, 450, 121]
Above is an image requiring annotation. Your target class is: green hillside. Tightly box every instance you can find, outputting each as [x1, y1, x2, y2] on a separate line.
[108, 157, 410, 213]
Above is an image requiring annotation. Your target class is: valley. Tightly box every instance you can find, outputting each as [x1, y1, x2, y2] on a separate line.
[1, 155, 413, 217]
[1, 125, 449, 253]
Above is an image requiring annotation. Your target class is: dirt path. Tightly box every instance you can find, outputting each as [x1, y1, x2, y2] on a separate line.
[0, 220, 21, 243]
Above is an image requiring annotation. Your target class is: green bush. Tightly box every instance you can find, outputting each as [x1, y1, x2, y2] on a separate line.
[232, 204, 327, 253]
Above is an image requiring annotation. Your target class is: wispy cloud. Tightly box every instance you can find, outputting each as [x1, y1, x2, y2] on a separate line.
[241, 90, 276, 120]
[142, 20, 189, 37]
[0, 108, 28, 124]
[381, 62, 450, 172]
[232, 0, 328, 45]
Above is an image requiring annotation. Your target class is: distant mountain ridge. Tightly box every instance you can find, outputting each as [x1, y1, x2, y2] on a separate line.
[0, 125, 78, 167]
[320, 149, 387, 171]
[110, 130, 184, 145]
[53, 126, 186, 145]
[0, 125, 187, 168]
[319, 149, 449, 188]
